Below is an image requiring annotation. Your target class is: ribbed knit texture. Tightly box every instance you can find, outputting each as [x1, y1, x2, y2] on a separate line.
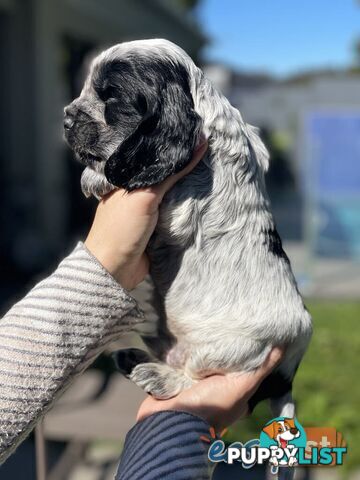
[116, 411, 211, 480]
[0, 242, 144, 464]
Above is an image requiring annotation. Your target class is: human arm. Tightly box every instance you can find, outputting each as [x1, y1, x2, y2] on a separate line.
[115, 349, 283, 480]
[0, 139, 208, 463]
[0, 242, 143, 464]
[116, 411, 211, 480]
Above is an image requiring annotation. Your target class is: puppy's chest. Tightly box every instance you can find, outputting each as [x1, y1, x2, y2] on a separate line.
[148, 235, 186, 294]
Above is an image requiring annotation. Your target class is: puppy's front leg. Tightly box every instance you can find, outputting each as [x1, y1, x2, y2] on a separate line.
[113, 348, 194, 399]
[81, 165, 115, 199]
[270, 392, 296, 480]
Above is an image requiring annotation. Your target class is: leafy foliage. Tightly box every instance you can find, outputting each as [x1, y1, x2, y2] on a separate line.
[175, 0, 202, 10]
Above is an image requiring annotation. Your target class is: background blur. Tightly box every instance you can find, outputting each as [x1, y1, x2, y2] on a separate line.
[0, 0, 359, 478]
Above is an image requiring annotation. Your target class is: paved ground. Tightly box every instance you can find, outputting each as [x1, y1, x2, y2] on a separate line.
[44, 371, 146, 443]
[284, 241, 360, 299]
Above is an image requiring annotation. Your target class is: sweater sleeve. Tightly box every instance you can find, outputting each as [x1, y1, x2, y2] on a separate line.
[0, 242, 145, 464]
[115, 411, 212, 480]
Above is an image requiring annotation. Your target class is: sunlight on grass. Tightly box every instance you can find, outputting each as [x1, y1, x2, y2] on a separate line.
[226, 302, 360, 472]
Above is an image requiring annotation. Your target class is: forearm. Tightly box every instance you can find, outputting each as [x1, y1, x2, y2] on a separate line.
[116, 411, 212, 480]
[0, 242, 144, 464]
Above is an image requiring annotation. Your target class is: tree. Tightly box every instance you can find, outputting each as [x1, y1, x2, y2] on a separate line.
[176, 0, 202, 10]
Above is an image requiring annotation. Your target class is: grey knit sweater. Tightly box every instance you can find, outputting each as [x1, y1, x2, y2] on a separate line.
[0, 242, 145, 464]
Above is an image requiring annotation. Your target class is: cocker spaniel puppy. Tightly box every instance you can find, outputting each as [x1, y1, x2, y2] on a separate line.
[64, 39, 312, 423]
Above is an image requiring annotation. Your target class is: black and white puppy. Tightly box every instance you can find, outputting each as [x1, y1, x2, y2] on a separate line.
[64, 39, 312, 423]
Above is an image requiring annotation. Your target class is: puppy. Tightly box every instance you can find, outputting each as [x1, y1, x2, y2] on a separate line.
[64, 39, 312, 425]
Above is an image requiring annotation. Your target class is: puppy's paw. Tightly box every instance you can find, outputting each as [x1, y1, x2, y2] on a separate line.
[81, 166, 115, 199]
[130, 362, 194, 399]
[129, 363, 175, 399]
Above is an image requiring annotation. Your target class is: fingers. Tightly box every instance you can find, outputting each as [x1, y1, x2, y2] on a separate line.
[232, 347, 284, 396]
[136, 348, 284, 428]
[252, 347, 284, 382]
[153, 136, 208, 199]
[170, 134, 208, 183]
[100, 135, 208, 209]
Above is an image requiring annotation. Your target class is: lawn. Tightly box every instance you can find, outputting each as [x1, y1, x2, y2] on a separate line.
[226, 302, 360, 472]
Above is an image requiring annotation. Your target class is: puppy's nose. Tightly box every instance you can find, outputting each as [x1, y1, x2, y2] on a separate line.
[63, 105, 77, 130]
[64, 116, 75, 130]
[290, 428, 298, 435]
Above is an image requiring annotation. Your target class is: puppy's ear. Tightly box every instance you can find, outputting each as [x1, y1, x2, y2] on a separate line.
[245, 124, 270, 173]
[104, 82, 202, 190]
[262, 422, 276, 439]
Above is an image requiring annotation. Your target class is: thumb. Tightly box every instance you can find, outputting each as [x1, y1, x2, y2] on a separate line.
[252, 347, 284, 382]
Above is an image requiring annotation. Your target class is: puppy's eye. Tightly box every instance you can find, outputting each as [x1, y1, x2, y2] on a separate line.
[99, 85, 118, 102]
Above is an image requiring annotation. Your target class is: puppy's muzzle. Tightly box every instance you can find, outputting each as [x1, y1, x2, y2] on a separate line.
[63, 105, 100, 163]
[64, 105, 76, 131]
[64, 115, 75, 131]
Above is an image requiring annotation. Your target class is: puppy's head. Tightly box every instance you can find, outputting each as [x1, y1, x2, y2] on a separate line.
[64, 39, 202, 192]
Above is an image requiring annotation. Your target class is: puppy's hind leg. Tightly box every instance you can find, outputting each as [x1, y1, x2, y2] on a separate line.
[271, 392, 297, 480]
[113, 348, 194, 399]
[271, 391, 296, 419]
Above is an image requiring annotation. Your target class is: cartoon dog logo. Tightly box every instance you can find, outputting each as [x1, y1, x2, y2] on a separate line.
[262, 418, 301, 466]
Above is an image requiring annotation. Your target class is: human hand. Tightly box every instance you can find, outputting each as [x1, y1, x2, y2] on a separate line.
[85, 137, 208, 290]
[136, 348, 284, 432]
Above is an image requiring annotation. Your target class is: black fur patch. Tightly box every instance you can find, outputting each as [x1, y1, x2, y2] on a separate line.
[112, 348, 152, 376]
[263, 227, 290, 264]
[248, 370, 293, 412]
[94, 60, 144, 127]
[93, 57, 202, 190]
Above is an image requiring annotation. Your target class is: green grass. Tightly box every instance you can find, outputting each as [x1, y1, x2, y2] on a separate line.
[226, 302, 360, 472]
